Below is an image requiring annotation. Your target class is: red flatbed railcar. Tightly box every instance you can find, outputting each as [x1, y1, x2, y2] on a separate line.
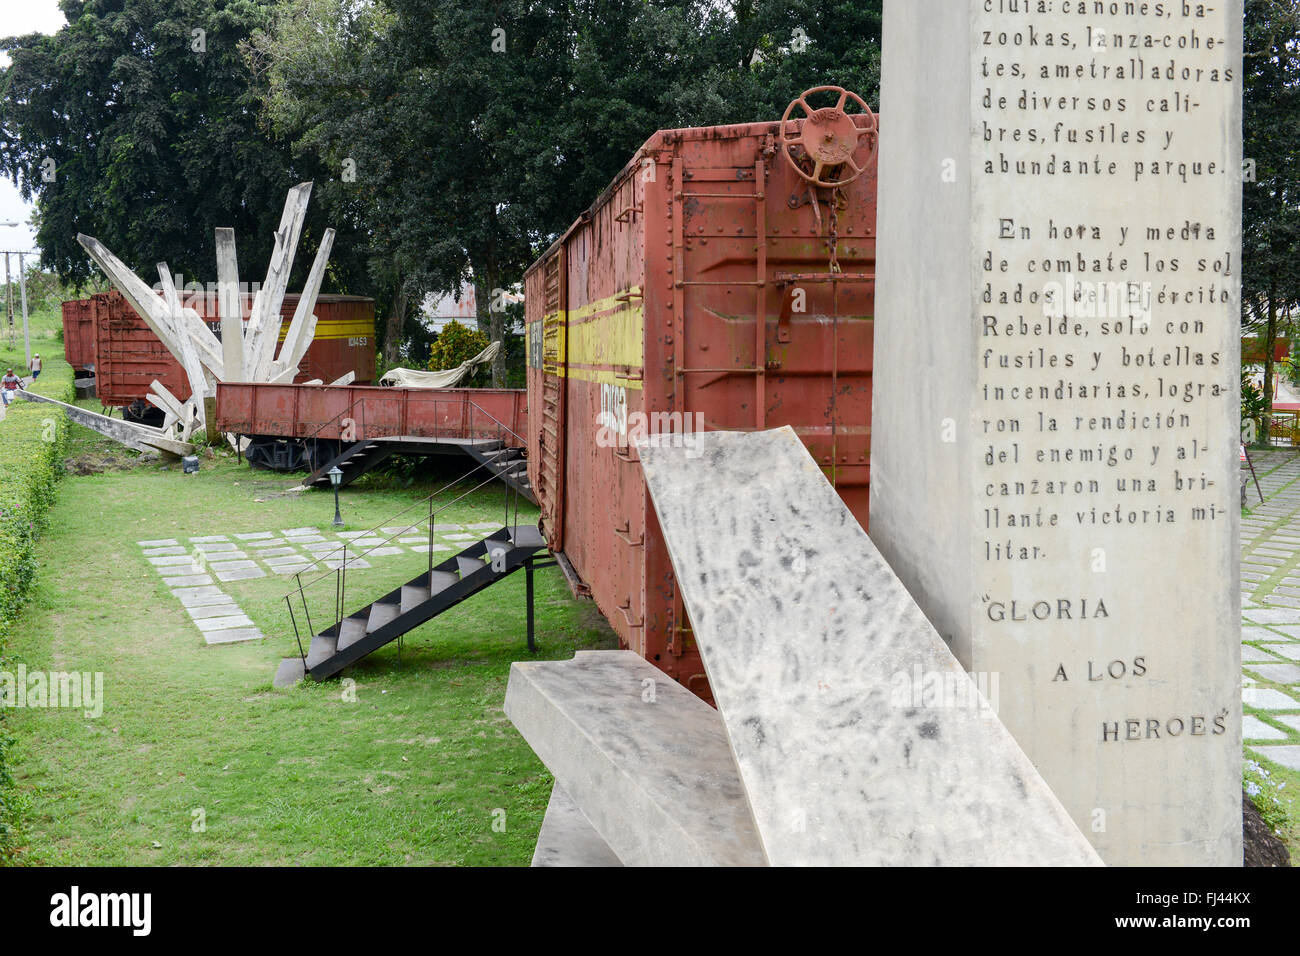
[216, 382, 526, 444]
[214, 381, 528, 480]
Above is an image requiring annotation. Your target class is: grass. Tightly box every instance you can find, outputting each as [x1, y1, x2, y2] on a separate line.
[4, 404, 616, 865]
[0, 305, 65, 396]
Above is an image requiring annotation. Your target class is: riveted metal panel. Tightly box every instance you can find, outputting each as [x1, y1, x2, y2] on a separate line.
[524, 113, 878, 702]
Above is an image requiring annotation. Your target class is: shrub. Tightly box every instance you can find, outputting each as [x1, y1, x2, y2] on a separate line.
[0, 364, 72, 859]
[428, 320, 490, 386]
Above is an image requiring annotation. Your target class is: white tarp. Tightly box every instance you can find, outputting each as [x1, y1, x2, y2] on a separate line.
[379, 340, 501, 389]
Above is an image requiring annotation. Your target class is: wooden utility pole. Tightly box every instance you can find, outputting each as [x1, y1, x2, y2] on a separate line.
[3, 252, 12, 350]
[18, 252, 30, 371]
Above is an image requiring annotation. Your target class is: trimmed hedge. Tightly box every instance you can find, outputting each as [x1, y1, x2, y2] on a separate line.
[0, 364, 73, 858]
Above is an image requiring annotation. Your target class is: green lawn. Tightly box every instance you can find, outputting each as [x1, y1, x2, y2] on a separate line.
[4, 409, 615, 865]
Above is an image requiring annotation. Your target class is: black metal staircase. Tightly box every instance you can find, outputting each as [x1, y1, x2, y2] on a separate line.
[299, 524, 546, 681]
[276, 448, 551, 688]
[303, 438, 401, 488]
[464, 443, 534, 503]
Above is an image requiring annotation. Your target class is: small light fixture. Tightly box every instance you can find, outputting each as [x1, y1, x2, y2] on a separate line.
[328, 466, 344, 527]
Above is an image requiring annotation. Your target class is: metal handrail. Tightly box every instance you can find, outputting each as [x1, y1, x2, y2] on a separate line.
[465, 397, 527, 448]
[282, 412, 531, 674]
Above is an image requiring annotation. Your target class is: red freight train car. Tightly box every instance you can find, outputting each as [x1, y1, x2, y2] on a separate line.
[216, 382, 527, 444]
[92, 290, 376, 417]
[60, 298, 97, 373]
[526, 87, 878, 699]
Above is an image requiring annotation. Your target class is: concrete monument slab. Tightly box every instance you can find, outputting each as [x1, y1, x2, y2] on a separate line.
[504, 651, 766, 867]
[638, 428, 1100, 866]
[869, 0, 1243, 865]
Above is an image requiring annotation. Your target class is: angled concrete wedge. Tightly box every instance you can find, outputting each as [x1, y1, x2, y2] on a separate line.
[637, 427, 1101, 866]
[504, 651, 765, 867]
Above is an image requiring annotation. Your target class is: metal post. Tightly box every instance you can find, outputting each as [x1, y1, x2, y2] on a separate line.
[17, 252, 30, 372]
[526, 558, 536, 653]
[3, 253, 11, 349]
[1244, 445, 1265, 505]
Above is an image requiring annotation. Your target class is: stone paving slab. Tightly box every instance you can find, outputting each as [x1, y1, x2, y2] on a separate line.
[1244, 715, 1289, 740]
[235, 532, 273, 540]
[1243, 687, 1300, 710]
[1244, 608, 1300, 625]
[185, 603, 242, 620]
[204, 627, 264, 645]
[209, 560, 256, 571]
[1243, 645, 1281, 662]
[274, 657, 306, 687]
[1250, 746, 1300, 772]
[1261, 644, 1300, 661]
[1244, 625, 1287, 642]
[195, 614, 255, 631]
[142, 546, 187, 556]
[173, 588, 231, 607]
[216, 567, 266, 582]
[190, 535, 230, 543]
[255, 547, 299, 558]
[138, 538, 179, 547]
[193, 542, 239, 553]
[160, 573, 213, 588]
[248, 538, 288, 548]
[1245, 663, 1300, 684]
[270, 564, 313, 575]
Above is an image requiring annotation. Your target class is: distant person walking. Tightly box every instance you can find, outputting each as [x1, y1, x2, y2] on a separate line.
[30, 354, 41, 379]
[1, 368, 21, 406]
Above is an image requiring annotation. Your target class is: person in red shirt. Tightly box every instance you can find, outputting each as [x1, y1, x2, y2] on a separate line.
[1, 368, 21, 406]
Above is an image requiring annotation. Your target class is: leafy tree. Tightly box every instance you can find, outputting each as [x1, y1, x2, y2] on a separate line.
[428, 319, 489, 386]
[250, 0, 883, 382]
[1242, 0, 1300, 440]
[0, 0, 367, 296]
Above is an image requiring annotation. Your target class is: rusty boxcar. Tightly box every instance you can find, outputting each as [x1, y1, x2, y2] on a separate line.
[91, 290, 376, 418]
[60, 298, 97, 373]
[526, 87, 878, 699]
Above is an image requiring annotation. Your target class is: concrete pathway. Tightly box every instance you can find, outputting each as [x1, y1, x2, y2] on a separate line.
[136, 521, 507, 646]
[1239, 448, 1300, 770]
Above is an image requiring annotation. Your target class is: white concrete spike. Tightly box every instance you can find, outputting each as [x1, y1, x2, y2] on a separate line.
[250, 182, 313, 380]
[215, 227, 245, 381]
[276, 313, 317, 378]
[278, 228, 334, 369]
[78, 235, 182, 353]
[157, 263, 210, 425]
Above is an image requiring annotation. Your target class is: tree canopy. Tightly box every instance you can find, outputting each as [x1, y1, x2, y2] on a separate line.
[0, 0, 366, 291]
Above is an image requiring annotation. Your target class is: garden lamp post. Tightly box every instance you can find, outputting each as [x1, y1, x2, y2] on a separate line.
[329, 466, 344, 527]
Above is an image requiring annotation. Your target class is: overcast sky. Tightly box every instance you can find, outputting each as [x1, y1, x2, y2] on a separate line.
[0, 1, 69, 254]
